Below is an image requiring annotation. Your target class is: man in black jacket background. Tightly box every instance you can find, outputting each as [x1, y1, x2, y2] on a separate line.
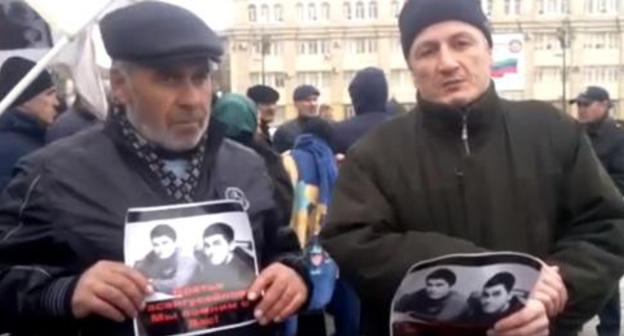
[571, 85, 624, 336]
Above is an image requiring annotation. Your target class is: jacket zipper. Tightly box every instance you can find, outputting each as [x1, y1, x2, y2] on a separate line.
[461, 112, 471, 156]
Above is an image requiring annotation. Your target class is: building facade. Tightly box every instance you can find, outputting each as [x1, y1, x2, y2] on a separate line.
[225, 0, 624, 122]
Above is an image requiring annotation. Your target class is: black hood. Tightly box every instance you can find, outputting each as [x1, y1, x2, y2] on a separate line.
[349, 67, 388, 115]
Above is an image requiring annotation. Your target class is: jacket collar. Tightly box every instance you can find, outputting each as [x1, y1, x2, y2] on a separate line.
[417, 82, 501, 140]
[0, 108, 47, 138]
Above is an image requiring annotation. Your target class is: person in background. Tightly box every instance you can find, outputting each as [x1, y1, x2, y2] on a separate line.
[282, 117, 360, 336]
[333, 67, 392, 154]
[212, 93, 294, 228]
[319, 104, 334, 123]
[570, 85, 624, 336]
[0, 56, 58, 190]
[273, 84, 319, 153]
[247, 84, 280, 146]
[46, 94, 102, 143]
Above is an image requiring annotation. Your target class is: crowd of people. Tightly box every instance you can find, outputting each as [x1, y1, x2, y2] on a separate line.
[0, 0, 623, 336]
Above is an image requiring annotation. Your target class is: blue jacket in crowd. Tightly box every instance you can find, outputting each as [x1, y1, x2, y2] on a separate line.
[0, 108, 47, 190]
[333, 67, 392, 154]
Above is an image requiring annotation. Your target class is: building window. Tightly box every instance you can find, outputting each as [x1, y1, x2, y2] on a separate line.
[260, 4, 269, 22]
[321, 2, 330, 20]
[481, 0, 493, 16]
[343, 1, 352, 19]
[296, 71, 332, 88]
[355, 1, 365, 19]
[274, 4, 283, 21]
[504, 0, 521, 15]
[308, 3, 317, 21]
[535, 67, 562, 82]
[585, 0, 618, 13]
[534, 33, 561, 50]
[369, 1, 378, 18]
[583, 32, 619, 49]
[351, 38, 377, 54]
[538, 0, 569, 14]
[248, 4, 257, 22]
[298, 40, 330, 55]
[391, 0, 400, 17]
[296, 3, 304, 21]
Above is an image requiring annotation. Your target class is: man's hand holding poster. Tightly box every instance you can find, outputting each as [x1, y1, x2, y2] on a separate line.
[390, 252, 544, 336]
[124, 200, 259, 336]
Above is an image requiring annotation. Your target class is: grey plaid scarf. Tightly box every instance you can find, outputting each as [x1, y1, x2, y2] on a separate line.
[115, 112, 206, 202]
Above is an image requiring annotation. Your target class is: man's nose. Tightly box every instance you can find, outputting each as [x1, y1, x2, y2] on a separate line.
[437, 45, 460, 74]
[177, 82, 203, 108]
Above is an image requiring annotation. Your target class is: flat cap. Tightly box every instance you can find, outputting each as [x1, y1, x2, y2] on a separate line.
[100, 1, 223, 65]
[247, 85, 280, 105]
[293, 85, 320, 101]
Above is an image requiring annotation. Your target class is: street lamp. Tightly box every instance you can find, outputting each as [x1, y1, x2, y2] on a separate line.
[260, 34, 271, 85]
[556, 25, 569, 114]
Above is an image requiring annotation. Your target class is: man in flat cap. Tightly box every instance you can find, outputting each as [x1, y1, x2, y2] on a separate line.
[247, 84, 280, 146]
[0, 2, 309, 335]
[273, 84, 320, 153]
[321, 0, 624, 335]
[570, 86, 624, 336]
[0, 56, 58, 190]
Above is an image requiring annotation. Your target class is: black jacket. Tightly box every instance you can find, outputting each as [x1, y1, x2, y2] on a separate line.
[333, 66, 392, 154]
[0, 119, 309, 335]
[0, 108, 47, 191]
[586, 117, 624, 194]
[273, 118, 304, 153]
[321, 85, 624, 336]
[46, 106, 100, 143]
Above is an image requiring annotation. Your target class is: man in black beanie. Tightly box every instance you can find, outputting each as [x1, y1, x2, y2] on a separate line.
[322, 0, 624, 335]
[0, 56, 58, 190]
[247, 84, 280, 145]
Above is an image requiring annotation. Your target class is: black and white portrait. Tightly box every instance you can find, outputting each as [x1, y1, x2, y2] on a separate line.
[125, 201, 259, 302]
[191, 222, 256, 290]
[391, 252, 541, 335]
[0, 0, 52, 50]
[132, 224, 195, 296]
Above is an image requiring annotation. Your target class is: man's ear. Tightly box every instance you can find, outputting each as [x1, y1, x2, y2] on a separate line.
[109, 68, 131, 105]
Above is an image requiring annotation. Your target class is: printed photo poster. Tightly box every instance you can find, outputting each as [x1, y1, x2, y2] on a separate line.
[390, 252, 542, 336]
[491, 34, 525, 92]
[124, 200, 260, 336]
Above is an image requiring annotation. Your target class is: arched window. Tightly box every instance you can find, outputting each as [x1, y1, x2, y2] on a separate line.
[274, 4, 283, 21]
[368, 1, 378, 18]
[391, 0, 399, 17]
[343, 1, 352, 19]
[355, 1, 365, 19]
[296, 3, 305, 21]
[308, 3, 317, 21]
[321, 2, 330, 20]
[248, 4, 257, 22]
[260, 4, 269, 22]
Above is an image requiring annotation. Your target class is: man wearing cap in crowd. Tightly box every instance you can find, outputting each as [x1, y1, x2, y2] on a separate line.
[247, 84, 280, 146]
[0, 2, 309, 335]
[571, 85, 624, 336]
[321, 1, 624, 335]
[0, 56, 58, 190]
[273, 84, 320, 153]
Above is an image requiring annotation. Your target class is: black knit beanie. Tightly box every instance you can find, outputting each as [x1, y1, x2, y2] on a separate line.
[0, 57, 54, 109]
[399, 0, 492, 59]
